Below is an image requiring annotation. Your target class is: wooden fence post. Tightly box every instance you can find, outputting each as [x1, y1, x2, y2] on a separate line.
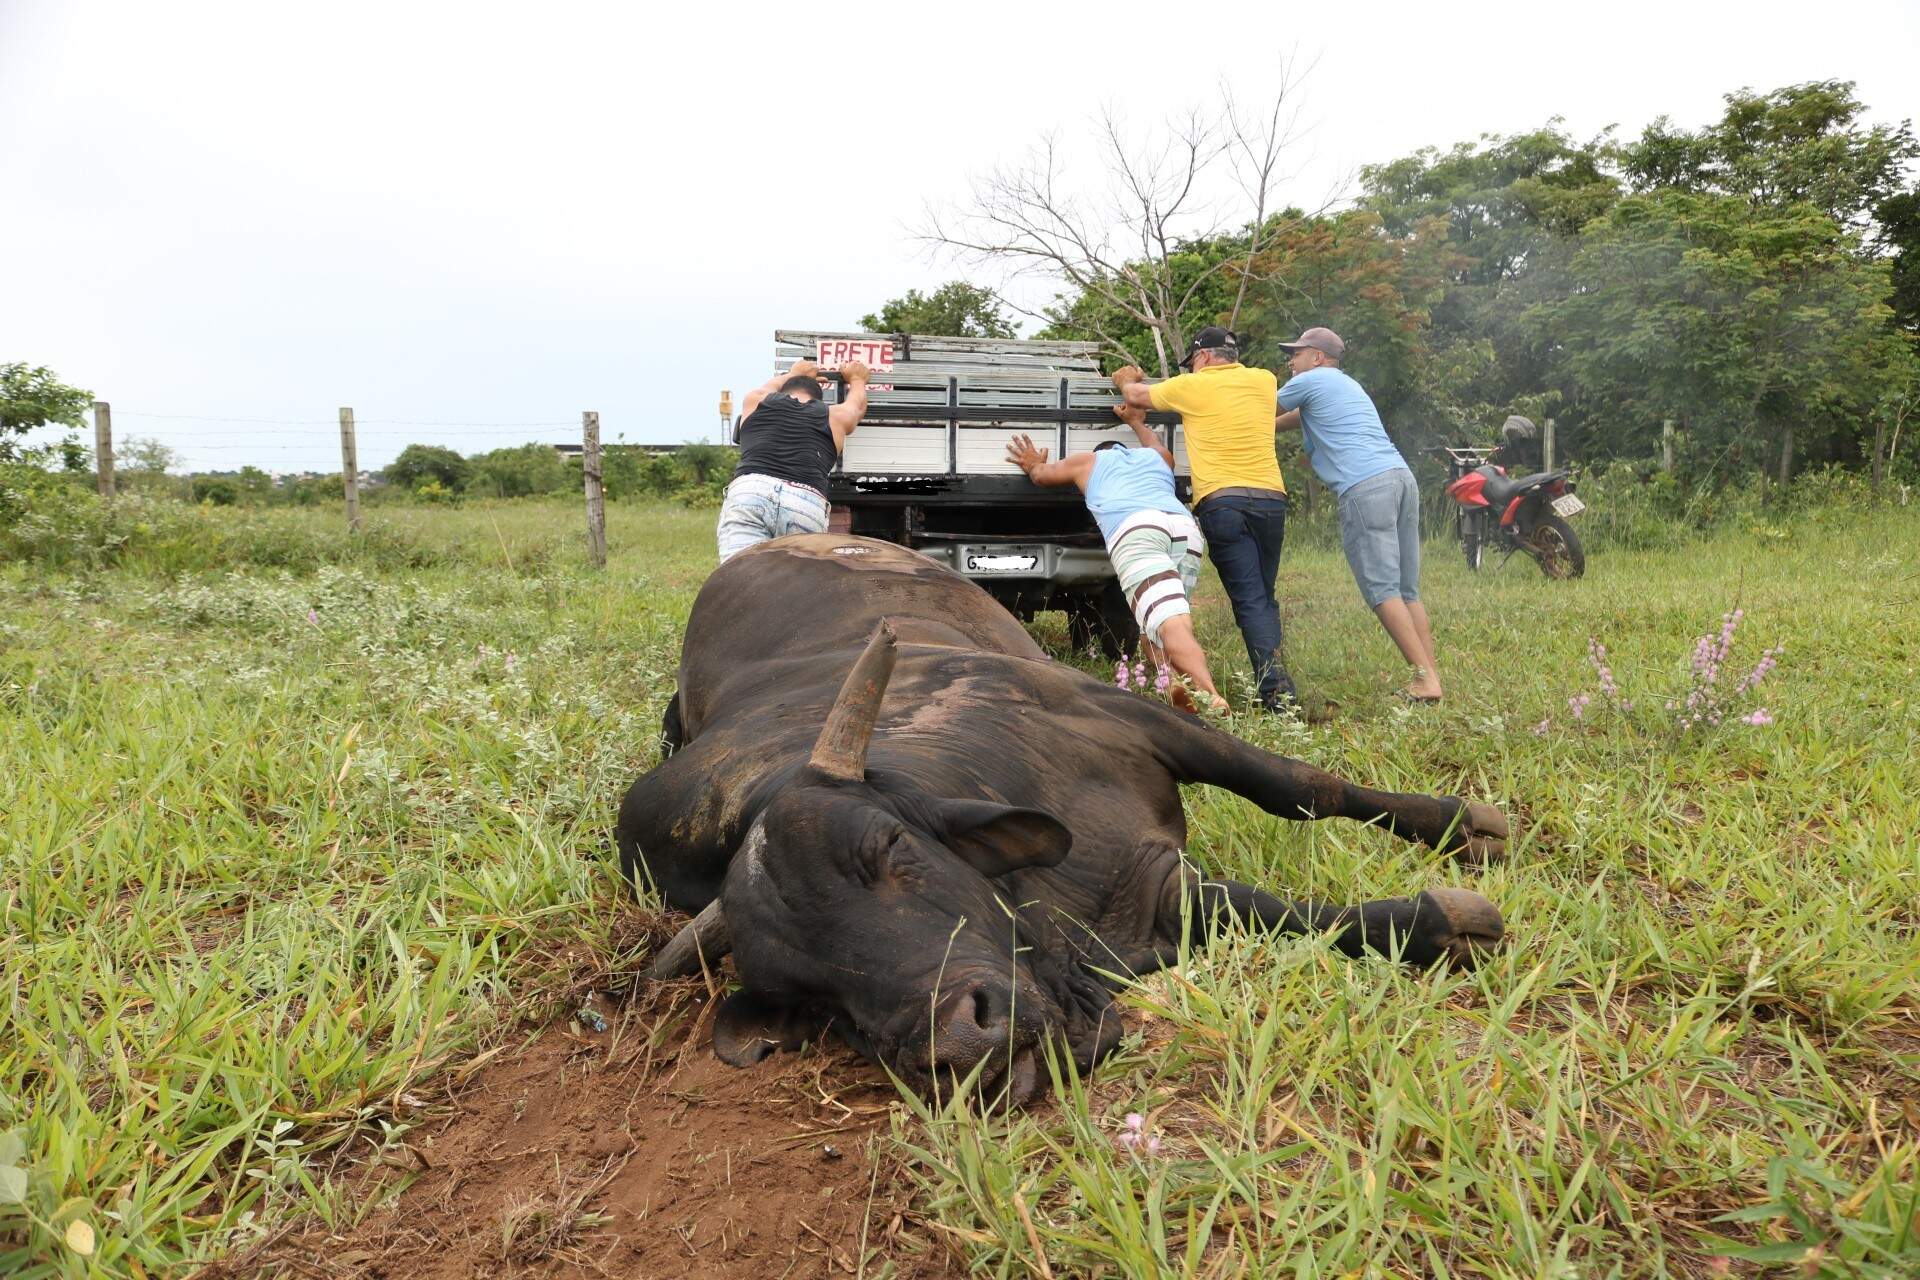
[1542, 418, 1557, 473]
[338, 407, 361, 532]
[93, 401, 115, 498]
[718, 390, 732, 445]
[1661, 418, 1676, 473]
[583, 410, 607, 568]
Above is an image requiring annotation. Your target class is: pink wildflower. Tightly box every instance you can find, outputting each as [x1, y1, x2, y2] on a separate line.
[1568, 693, 1592, 719]
[504, 652, 517, 672]
[1114, 662, 1130, 690]
[1115, 1112, 1163, 1156]
[1154, 664, 1171, 695]
[1531, 718, 1551, 736]
[1587, 638, 1621, 704]
[1743, 708, 1774, 727]
[1735, 646, 1783, 695]
[306, 609, 319, 627]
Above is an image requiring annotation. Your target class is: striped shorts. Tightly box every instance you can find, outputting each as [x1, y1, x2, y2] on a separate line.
[1105, 510, 1206, 645]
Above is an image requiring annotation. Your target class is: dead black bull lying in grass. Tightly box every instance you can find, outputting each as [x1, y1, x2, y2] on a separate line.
[618, 534, 1509, 1105]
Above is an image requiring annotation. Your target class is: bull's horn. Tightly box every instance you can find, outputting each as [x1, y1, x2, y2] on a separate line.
[808, 619, 898, 780]
[647, 899, 731, 980]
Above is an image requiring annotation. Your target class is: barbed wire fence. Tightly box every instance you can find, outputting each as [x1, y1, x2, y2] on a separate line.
[83, 400, 675, 570]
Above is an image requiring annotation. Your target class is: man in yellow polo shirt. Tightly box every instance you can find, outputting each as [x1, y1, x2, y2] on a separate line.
[1115, 326, 1297, 711]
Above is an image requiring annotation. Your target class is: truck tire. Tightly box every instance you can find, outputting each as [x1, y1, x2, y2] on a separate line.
[1099, 580, 1142, 660]
[1065, 583, 1138, 661]
[1066, 596, 1099, 656]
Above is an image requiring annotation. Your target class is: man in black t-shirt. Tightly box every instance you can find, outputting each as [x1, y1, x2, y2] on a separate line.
[716, 359, 869, 563]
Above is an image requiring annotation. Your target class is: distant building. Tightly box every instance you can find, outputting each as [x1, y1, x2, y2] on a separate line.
[551, 443, 690, 459]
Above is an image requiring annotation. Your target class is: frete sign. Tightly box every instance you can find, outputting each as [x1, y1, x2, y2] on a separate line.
[817, 338, 894, 392]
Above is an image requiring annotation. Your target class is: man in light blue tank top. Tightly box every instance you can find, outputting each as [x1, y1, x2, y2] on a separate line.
[1005, 407, 1226, 714]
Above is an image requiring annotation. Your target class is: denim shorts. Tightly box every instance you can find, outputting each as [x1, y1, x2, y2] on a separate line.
[1337, 467, 1421, 607]
[716, 473, 830, 563]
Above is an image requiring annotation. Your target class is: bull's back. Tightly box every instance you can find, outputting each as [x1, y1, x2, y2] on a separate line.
[679, 535, 1044, 731]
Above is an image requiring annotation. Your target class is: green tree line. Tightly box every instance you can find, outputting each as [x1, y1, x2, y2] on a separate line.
[380, 440, 735, 507]
[1035, 80, 1920, 486]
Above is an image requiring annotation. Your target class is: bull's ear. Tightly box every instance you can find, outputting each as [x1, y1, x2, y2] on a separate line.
[712, 991, 829, 1066]
[925, 799, 1073, 878]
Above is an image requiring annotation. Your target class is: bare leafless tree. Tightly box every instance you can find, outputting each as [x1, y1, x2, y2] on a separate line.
[1222, 61, 1316, 332]
[920, 58, 1318, 376]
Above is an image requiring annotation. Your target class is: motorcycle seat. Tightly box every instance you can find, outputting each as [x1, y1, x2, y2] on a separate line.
[1479, 466, 1567, 508]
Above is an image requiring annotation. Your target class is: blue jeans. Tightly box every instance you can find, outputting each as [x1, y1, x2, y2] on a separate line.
[715, 473, 830, 563]
[1195, 493, 1296, 708]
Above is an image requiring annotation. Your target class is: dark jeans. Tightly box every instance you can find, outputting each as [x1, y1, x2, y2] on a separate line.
[1196, 493, 1297, 708]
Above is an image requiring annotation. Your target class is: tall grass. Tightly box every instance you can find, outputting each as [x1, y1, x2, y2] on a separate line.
[3, 497, 1915, 1277]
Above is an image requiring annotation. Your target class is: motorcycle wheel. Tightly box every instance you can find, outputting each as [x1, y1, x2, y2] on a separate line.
[1461, 510, 1485, 572]
[1527, 513, 1586, 579]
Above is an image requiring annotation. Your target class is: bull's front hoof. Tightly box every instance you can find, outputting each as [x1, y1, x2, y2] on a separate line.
[1416, 888, 1504, 967]
[1456, 802, 1510, 867]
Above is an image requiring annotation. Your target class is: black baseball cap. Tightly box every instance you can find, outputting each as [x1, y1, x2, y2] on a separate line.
[1179, 326, 1240, 369]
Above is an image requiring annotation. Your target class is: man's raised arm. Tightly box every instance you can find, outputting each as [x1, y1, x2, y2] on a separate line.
[1112, 364, 1160, 411]
[827, 360, 869, 449]
[1115, 403, 1176, 471]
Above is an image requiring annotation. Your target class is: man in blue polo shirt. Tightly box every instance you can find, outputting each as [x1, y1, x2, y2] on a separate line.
[1275, 327, 1444, 703]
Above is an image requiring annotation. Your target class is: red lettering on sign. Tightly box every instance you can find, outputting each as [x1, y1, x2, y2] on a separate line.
[817, 339, 896, 373]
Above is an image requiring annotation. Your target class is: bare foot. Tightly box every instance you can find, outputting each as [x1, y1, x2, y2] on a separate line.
[1405, 668, 1443, 702]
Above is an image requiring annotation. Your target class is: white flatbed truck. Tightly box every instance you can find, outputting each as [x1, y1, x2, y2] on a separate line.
[754, 330, 1195, 657]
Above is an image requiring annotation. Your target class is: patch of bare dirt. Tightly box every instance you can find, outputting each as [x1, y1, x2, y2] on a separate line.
[216, 985, 962, 1279]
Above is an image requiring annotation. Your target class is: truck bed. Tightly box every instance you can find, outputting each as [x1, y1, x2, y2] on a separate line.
[759, 330, 1200, 656]
[773, 330, 1192, 481]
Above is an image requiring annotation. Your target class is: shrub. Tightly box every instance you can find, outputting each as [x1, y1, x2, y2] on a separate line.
[0, 478, 446, 574]
[464, 445, 571, 499]
[386, 444, 471, 492]
[191, 476, 240, 506]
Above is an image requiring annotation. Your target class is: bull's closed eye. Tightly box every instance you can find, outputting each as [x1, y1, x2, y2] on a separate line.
[856, 825, 907, 884]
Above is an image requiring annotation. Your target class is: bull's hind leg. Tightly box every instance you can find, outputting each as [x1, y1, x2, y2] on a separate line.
[1161, 868, 1503, 967]
[1144, 699, 1509, 862]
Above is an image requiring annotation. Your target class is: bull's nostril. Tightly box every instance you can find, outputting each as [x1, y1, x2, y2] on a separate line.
[971, 987, 993, 1030]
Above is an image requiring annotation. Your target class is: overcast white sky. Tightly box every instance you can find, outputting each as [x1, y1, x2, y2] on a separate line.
[5, 0, 1917, 473]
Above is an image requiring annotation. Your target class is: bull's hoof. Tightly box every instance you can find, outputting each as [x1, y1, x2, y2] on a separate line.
[1456, 802, 1510, 867]
[1416, 887, 1504, 967]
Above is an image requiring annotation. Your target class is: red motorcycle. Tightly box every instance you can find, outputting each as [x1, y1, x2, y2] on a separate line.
[1433, 445, 1586, 578]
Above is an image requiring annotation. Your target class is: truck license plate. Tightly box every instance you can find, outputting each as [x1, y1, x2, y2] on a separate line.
[966, 550, 1041, 574]
[1550, 494, 1585, 517]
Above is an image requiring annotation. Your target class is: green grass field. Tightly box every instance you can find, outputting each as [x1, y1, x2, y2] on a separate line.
[3, 498, 1916, 1277]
